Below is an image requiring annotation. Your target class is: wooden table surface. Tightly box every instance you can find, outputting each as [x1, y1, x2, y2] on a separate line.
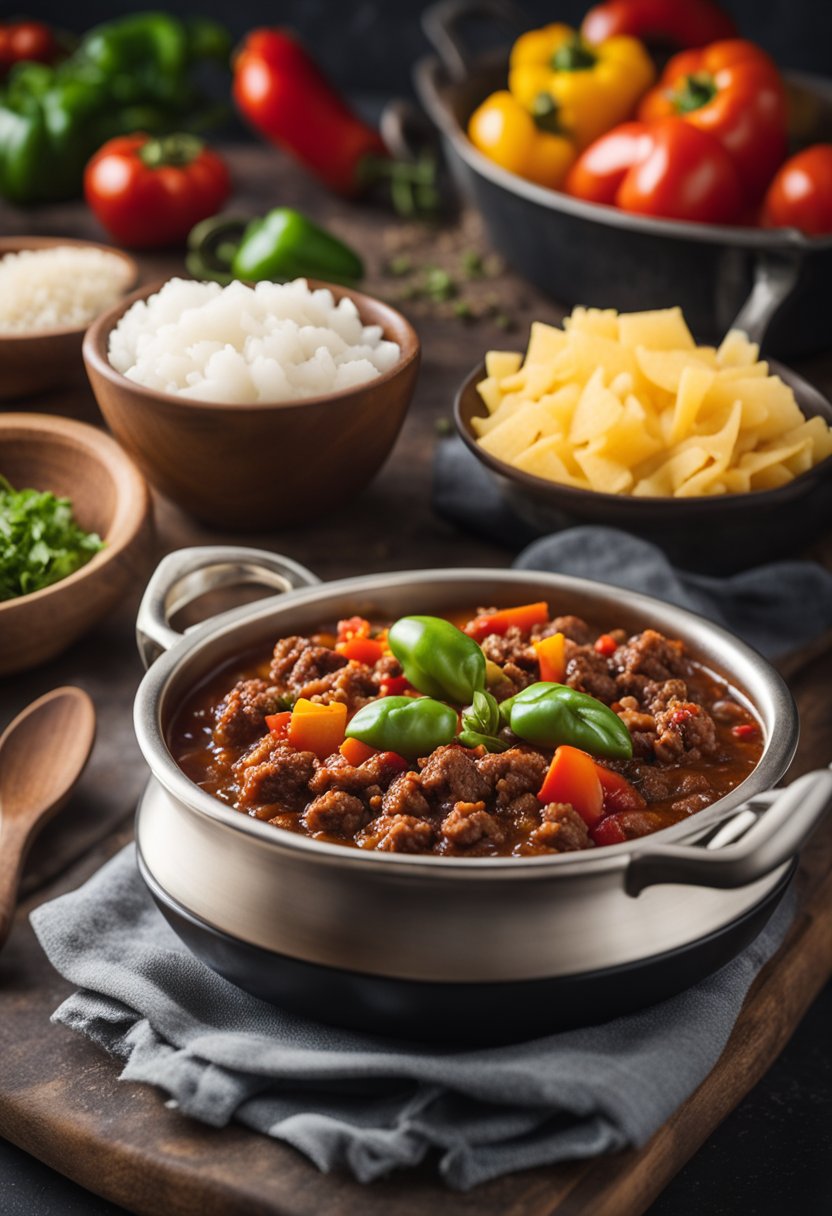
[1, 144, 831, 1216]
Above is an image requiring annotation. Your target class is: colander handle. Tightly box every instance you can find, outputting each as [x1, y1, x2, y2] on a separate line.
[135, 546, 320, 670]
[626, 768, 832, 895]
[422, 0, 528, 82]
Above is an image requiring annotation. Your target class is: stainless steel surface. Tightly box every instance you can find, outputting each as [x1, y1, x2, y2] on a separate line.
[416, 1, 832, 356]
[133, 548, 805, 984]
[135, 545, 320, 669]
[627, 768, 832, 895]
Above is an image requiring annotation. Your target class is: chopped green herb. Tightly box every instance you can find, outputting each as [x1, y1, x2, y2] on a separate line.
[424, 267, 456, 301]
[387, 254, 413, 277]
[434, 416, 454, 436]
[494, 312, 515, 331]
[0, 476, 104, 601]
[452, 299, 474, 321]
[461, 250, 485, 278]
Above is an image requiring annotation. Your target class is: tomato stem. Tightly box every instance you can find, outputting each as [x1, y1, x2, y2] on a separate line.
[139, 133, 205, 169]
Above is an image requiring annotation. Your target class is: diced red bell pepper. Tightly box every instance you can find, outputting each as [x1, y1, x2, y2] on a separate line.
[337, 616, 372, 643]
[265, 711, 291, 740]
[590, 815, 629, 846]
[594, 633, 618, 657]
[465, 601, 550, 641]
[596, 764, 646, 813]
[379, 674, 411, 697]
[336, 636, 385, 664]
[534, 632, 566, 683]
[731, 722, 759, 739]
[288, 698, 347, 759]
[339, 736, 378, 765]
[538, 745, 604, 826]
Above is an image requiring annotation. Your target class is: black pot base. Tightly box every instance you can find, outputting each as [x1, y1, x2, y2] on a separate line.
[137, 847, 794, 1045]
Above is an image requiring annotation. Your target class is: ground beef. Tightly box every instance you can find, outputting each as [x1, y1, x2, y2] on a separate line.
[476, 747, 547, 807]
[419, 745, 489, 805]
[212, 678, 285, 747]
[372, 653, 402, 686]
[531, 615, 595, 645]
[303, 790, 368, 838]
[309, 750, 403, 797]
[440, 801, 504, 848]
[296, 662, 377, 709]
[360, 814, 435, 853]
[269, 636, 311, 684]
[494, 661, 535, 700]
[564, 642, 618, 702]
[613, 629, 690, 683]
[645, 679, 689, 714]
[612, 809, 665, 839]
[530, 803, 593, 851]
[506, 791, 542, 820]
[481, 627, 536, 669]
[382, 772, 431, 819]
[235, 739, 317, 810]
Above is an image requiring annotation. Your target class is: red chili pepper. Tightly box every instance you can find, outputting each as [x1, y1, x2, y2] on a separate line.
[762, 145, 832, 237]
[337, 616, 372, 643]
[638, 40, 787, 202]
[84, 133, 231, 249]
[731, 722, 759, 739]
[594, 633, 618, 657]
[0, 20, 62, 76]
[582, 0, 736, 50]
[566, 117, 744, 224]
[336, 637, 386, 665]
[233, 29, 388, 197]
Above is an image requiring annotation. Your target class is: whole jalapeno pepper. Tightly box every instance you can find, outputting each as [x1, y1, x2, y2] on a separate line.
[387, 616, 486, 705]
[500, 681, 633, 760]
[345, 696, 458, 759]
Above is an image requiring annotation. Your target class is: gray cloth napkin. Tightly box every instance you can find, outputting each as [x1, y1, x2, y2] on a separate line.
[31, 846, 794, 1190]
[434, 435, 832, 658]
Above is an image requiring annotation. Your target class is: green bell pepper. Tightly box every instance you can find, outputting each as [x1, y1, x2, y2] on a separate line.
[186, 208, 364, 286]
[500, 682, 633, 760]
[387, 615, 486, 705]
[345, 696, 458, 760]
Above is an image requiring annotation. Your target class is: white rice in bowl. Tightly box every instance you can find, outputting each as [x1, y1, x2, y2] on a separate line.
[108, 278, 402, 404]
[0, 246, 133, 333]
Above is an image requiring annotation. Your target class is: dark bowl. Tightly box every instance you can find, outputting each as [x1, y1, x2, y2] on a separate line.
[455, 358, 832, 574]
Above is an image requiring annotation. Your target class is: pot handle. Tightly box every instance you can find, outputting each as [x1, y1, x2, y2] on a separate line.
[729, 247, 804, 351]
[422, 0, 528, 83]
[136, 546, 320, 670]
[626, 768, 832, 896]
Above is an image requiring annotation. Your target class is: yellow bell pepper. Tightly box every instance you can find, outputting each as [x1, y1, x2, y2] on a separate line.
[509, 24, 655, 150]
[467, 90, 575, 189]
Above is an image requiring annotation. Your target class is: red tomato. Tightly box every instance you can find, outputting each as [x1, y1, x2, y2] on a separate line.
[567, 118, 744, 224]
[84, 133, 231, 249]
[761, 145, 832, 236]
[0, 21, 60, 75]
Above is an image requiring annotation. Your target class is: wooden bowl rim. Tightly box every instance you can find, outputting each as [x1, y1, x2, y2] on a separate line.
[0, 412, 151, 614]
[454, 357, 832, 513]
[0, 236, 139, 342]
[83, 276, 421, 413]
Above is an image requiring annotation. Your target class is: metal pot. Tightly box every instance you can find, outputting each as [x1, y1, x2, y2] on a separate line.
[133, 546, 832, 1042]
[414, 0, 832, 356]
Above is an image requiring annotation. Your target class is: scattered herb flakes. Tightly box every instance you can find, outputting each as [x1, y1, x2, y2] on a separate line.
[0, 476, 104, 601]
[461, 250, 485, 278]
[424, 267, 456, 301]
[387, 254, 413, 277]
[434, 416, 454, 436]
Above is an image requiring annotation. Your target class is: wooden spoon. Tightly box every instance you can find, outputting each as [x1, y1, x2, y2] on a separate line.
[0, 687, 96, 949]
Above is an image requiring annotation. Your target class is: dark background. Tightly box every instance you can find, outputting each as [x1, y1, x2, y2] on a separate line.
[12, 0, 832, 92]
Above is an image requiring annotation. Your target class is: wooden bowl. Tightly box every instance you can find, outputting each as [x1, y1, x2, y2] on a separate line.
[0, 414, 153, 676]
[455, 359, 832, 575]
[0, 237, 138, 401]
[82, 279, 421, 529]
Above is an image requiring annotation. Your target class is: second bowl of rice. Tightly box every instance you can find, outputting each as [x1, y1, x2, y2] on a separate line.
[83, 277, 420, 528]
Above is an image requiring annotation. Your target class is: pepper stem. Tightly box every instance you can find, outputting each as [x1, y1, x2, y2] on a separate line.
[358, 154, 440, 218]
[139, 133, 205, 169]
[551, 37, 597, 72]
[672, 72, 718, 113]
[531, 92, 564, 135]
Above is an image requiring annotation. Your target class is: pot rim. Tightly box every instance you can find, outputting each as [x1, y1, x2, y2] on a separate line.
[133, 566, 798, 877]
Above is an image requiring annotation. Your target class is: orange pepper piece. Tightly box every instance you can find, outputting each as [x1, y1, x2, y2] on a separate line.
[534, 631, 566, 682]
[538, 744, 604, 825]
[339, 736, 378, 766]
[288, 698, 347, 759]
[265, 711, 291, 740]
[336, 636, 385, 664]
[465, 601, 549, 640]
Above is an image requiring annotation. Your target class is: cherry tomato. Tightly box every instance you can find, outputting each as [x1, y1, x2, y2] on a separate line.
[761, 145, 832, 236]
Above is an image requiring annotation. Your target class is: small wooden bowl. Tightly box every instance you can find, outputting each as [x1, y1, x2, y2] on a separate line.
[83, 279, 421, 529]
[0, 414, 153, 676]
[0, 237, 138, 401]
[455, 359, 832, 574]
